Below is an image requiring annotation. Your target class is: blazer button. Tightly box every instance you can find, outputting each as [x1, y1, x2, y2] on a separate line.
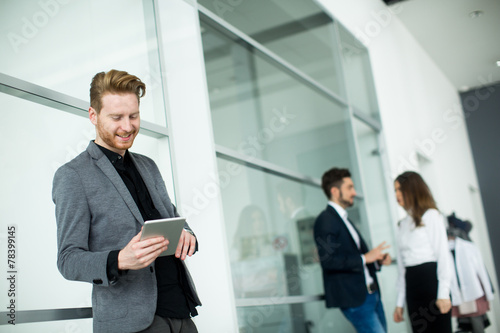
[93, 279, 103, 285]
[150, 266, 154, 273]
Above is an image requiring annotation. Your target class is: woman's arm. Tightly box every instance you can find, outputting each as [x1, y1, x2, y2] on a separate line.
[424, 209, 452, 311]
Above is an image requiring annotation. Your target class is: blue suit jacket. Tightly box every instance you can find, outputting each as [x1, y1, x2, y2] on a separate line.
[314, 205, 379, 308]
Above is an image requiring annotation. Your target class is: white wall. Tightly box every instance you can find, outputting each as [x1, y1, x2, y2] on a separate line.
[317, 0, 500, 332]
[156, 0, 239, 331]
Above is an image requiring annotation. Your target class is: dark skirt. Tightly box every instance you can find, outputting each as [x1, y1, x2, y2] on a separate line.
[406, 262, 451, 333]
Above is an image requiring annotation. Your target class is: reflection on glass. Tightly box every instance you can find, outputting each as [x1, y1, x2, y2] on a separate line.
[198, 0, 344, 97]
[218, 158, 326, 301]
[237, 303, 305, 333]
[236, 301, 356, 333]
[0, 0, 166, 125]
[202, 21, 351, 179]
[337, 24, 379, 118]
[234, 205, 275, 261]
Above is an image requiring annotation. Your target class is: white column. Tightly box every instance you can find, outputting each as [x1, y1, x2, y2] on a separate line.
[155, 0, 238, 331]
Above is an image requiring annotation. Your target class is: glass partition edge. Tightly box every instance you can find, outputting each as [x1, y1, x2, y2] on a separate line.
[0, 72, 169, 138]
[216, 144, 321, 187]
[198, 6, 349, 109]
[0, 308, 92, 325]
[352, 107, 382, 132]
[236, 295, 324, 307]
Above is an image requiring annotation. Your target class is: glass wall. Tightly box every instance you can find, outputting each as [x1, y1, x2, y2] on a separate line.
[203, 22, 351, 178]
[219, 160, 326, 331]
[338, 25, 380, 119]
[198, 0, 345, 98]
[199, 0, 397, 332]
[0, 0, 166, 125]
[0, 0, 174, 330]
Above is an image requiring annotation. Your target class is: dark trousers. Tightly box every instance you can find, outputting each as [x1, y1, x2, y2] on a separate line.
[406, 262, 451, 333]
[136, 316, 198, 333]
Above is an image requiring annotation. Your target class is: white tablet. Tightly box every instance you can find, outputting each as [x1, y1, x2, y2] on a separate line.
[140, 217, 186, 257]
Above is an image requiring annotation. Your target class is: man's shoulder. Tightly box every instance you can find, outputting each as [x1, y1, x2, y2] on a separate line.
[56, 149, 91, 173]
[315, 206, 341, 226]
[318, 205, 341, 218]
[130, 151, 155, 164]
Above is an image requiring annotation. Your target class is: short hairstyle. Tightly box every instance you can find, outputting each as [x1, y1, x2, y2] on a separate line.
[395, 171, 437, 227]
[321, 168, 351, 199]
[90, 69, 146, 113]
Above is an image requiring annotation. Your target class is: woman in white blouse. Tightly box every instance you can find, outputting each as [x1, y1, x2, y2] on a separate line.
[393, 171, 452, 332]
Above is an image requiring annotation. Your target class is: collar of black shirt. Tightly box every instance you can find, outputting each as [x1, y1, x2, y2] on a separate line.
[95, 143, 130, 170]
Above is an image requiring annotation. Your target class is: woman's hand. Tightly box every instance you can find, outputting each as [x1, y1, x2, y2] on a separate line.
[435, 299, 451, 314]
[393, 307, 404, 322]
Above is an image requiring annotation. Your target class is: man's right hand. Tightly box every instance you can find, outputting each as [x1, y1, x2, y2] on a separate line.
[364, 241, 390, 263]
[118, 229, 169, 270]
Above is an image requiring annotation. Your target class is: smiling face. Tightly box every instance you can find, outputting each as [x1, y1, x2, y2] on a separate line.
[89, 93, 140, 156]
[394, 180, 405, 208]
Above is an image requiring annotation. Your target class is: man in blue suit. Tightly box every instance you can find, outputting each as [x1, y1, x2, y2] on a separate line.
[314, 168, 391, 333]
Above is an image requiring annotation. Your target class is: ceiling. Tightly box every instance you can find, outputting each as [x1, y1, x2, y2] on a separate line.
[386, 0, 500, 92]
[199, 0, 500, 93]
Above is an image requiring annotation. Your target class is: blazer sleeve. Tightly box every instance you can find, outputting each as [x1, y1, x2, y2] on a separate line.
[314, 212, 363, 273]
[53, 165, 111, 286]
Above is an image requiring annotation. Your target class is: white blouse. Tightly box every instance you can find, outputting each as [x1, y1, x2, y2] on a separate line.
[396, 209, 452, 307]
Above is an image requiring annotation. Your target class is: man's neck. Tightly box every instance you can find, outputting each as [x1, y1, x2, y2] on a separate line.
[331, 198, 347, 210]
[94, 140, 126, 157]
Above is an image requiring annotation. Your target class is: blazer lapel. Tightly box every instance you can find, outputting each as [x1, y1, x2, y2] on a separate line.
[348, 218, 369, 254]
[327, 205, 360, 252]
[87, 142, 144, 224]
[129, 153, 172, 219]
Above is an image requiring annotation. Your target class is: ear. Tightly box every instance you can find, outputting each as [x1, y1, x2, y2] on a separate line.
[89, 107, 97, 126]
[330, 186, 339, 201]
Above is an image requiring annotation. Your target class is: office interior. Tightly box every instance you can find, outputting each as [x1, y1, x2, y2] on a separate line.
[1, 0, 499, 332]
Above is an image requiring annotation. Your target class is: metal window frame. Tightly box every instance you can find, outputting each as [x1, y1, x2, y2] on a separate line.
[0, 73, 169, 139]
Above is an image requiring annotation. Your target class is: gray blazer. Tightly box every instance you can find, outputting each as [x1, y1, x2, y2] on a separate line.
[53, 142, 200, 333]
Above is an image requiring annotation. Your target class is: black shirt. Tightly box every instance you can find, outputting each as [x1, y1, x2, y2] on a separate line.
[97, 144, 197, 319]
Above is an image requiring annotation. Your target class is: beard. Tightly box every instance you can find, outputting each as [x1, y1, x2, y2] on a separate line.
[96, 122, 138, 152]
[338, 189, 354, 208]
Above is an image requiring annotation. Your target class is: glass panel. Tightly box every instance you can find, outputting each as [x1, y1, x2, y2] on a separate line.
[202, 22, 353, 178]
[236, 301, 356, 333]
[198, 0, 345, 98]
[219, 158, 325, 300]
[0, 0, 166, 125]
[352, 119, 396, 253]
[351, 119, 402, 333]
[0, 92, 174, 312]
[338, 24, 379, 119]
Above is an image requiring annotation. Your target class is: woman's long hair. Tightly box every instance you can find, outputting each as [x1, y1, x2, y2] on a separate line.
[395, 171, 437, 227]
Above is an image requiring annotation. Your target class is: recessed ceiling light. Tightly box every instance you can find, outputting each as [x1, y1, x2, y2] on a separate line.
[497, 61, 500, 67]
[469, 10, 484, 19]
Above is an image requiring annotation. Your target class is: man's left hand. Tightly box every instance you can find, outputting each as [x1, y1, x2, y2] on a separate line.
[175, 230, 196, 260]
